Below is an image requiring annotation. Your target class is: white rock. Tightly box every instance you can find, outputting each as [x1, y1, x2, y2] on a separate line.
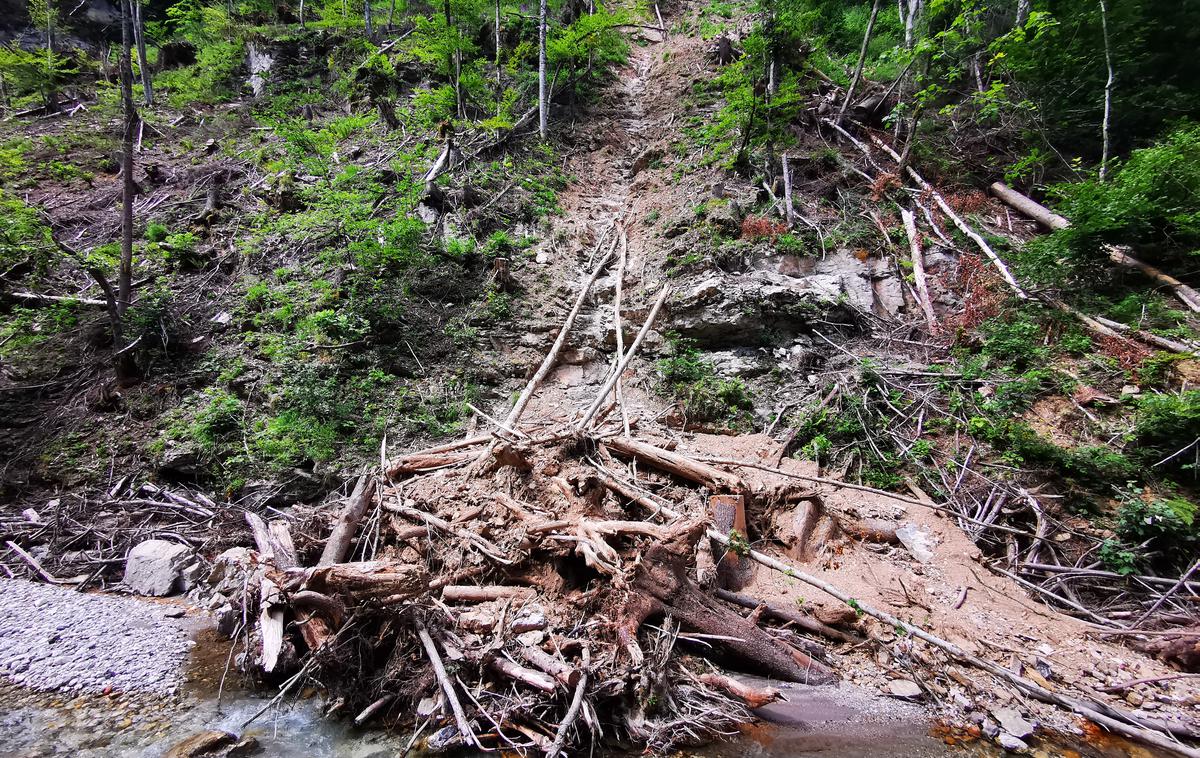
[896, 523, 935, 563]
[886, 679, 922, 698]
[997, 733, 1028, 751]
[123, 540, 192, 596]
[991, 707, 1035, 738]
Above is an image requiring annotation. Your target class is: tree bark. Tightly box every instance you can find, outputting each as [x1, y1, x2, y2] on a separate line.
[116, 0, 139, 379]
[133, 0, 153, 107]
[538, 0, 548, 139]
[1097, 0, 1114, 182]
[364, 0, 373, 36]
[781, 154, 794, 227]
[540, 0, 549, 139]
[900, 207, 938, 332]
[1015, 0, 1030, 27]
[836, 0, 880, 126]
[318, 474, 377, 566]
[989, 181, 1069, 230]
[494, 0, 502, 117]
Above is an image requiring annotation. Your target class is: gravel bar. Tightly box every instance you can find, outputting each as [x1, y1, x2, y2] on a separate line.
[0, 578, 191, 696]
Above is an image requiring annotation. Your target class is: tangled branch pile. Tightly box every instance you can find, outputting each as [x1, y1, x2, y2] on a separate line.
[227, 414, 854, 753]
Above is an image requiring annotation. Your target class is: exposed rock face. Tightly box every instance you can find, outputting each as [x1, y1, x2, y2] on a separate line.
[668, 270, 846, 347]
[124, 539, 193, 596]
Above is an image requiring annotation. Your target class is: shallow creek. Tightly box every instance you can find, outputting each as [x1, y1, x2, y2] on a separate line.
[0, 627, 1158, 758]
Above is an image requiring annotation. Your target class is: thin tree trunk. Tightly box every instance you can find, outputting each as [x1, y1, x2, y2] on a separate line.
[495, 0, 502, 117]
[300, 0, 306, 27]
[43, 1, 59, 113]
[781, 153, 794, 227]
[387, 0, 396, 27]
[836, 0, 880, 126]
[364, 0, 373, 36]
[1097, 0, 1114, 182]
[538, 0, 548, 140]
[1015, 0, 1030, 27]
[133, 0, 153, 106]
[117, 0, 139, 379]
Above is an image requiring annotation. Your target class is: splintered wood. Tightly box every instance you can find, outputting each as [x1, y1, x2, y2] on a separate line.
[217, 238, 1198, 758]
[218, 249, 860, 754]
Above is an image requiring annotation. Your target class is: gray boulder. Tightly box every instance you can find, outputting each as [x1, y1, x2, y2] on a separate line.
[124, 539, 193, 596]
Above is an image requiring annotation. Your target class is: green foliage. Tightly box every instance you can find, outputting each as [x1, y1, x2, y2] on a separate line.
[0, 191, 55, 279]
[0, 43, 85, 109]
[156, 39, 245, 105]
[657, 335, 753, 425]
[1026, 123, 1200, 285]
[1109, 486, 1199, 574]
[1130, 391, 1200, 474]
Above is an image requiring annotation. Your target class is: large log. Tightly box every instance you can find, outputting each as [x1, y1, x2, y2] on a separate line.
[318, 474, 377, 566]
[602, 437, 745, 492]
[989, 181, 1069, 230]
[303, 560, 428, 602]
[617, 522, 838, 684]
[991, 181, 1200, 313]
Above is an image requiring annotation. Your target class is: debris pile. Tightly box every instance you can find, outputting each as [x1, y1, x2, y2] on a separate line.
[212, 244, 854, 753]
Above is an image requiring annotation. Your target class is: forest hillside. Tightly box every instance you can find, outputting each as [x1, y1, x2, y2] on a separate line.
[1, 0, 1200, 756]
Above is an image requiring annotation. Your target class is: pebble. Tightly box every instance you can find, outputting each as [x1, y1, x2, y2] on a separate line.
[998, 733, 1029, 751]
[0, 578, 190, 696]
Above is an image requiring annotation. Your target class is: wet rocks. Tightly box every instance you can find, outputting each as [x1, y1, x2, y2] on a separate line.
[166, 730, 237, 758]
[990, 707, 1035, 739]
[124, 539, 194, 596]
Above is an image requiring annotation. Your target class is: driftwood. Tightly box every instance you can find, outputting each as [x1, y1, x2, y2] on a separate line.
[602, 437, 745, 492]
[246, 513, 298, 570]
[697, 672, 782, 708]
[318, 474, 376, 566]
[713, 588, 859, 643]
[386, 451, 473, 477]
[618, 522, 838, 684]
[302, 559, 428, 601]
[441, 584, 535, 603]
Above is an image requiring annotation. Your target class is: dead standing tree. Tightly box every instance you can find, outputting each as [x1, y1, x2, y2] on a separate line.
[113, 0, 140, 379]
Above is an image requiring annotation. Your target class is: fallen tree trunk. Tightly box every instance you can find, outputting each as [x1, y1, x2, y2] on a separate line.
[618, 522, 839, 684]
[603, 437, 745, 492]
[713, 588, 859, 643]
[318, 474, 376, 566]
[900, 207, 938, 333]
[989, 181, 1069, 230]
[991, 182, 1200, 314]
[6, 291, 108, 307]
[1108, 248, 1200, 314]
[441, 584, 535, 603]
[301, 559, 428, 602]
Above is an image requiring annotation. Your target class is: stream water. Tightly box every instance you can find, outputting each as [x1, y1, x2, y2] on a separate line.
[0, 628, 1156, 758]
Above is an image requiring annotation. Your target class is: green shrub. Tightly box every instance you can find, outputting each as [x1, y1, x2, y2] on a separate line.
[1111, 487, 1199, 573]
[156, 39, 244, 106]
[1131, 391, 1200, 473]
[657, 335, 753, 425]
[1026, 122, 1200, 285]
